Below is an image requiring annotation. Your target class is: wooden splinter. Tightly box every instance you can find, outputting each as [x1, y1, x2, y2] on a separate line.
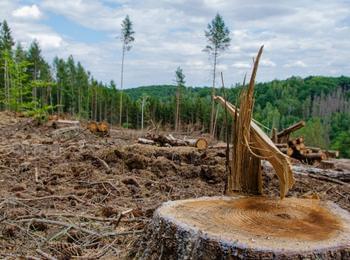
[215, 46, 294, 198]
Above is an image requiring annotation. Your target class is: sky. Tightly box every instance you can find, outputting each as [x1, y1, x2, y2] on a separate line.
[1, 0, 350, 88]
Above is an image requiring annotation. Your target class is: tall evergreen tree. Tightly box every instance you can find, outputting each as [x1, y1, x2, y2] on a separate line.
[175, 67, 185, 132]
[119, 15, 135, 126]
[0, 20, 15, 53]
[0, 20, 15, 110]
[204, 13, 230, 134]
[27, 40, 44, 106]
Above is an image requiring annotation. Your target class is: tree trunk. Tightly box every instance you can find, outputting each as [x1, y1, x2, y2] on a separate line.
[4, 58, 8, 110]
[135, 196, 350, 260]
[175, 85, 180, 132]
[210, 49, 217, 135]
[119, 45, 125, 126]
[141, 97, 145, 130]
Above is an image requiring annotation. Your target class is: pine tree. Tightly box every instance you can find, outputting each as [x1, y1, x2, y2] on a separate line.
[119, 15, 135, 126]
[0, 20, 15, 53]
[27, 40, 44, 107]
[175, 67, 185, 132]
[204, 13, 230, 134]
[0, 20, 15, 110]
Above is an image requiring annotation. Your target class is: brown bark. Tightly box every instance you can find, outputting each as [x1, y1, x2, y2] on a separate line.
[135, 196, 350, 260]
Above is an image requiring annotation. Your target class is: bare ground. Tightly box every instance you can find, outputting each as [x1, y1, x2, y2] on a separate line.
[0, 112, 349, 259]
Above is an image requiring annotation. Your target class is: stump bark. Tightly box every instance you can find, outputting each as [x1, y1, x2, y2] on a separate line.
[136, 196, 350, 259]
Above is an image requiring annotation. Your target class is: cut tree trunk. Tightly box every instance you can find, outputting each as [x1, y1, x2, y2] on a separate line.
[135, 196, 350, 260]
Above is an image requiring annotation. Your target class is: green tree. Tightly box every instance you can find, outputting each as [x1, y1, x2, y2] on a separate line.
[175, 67, 185, 131]
[0, 20, 14, 53]
[27, 40, 44, 106]
[119, 15, 135, 126]
[331, 131, 350, 158]
[204, 13, 231, 134]
[0, 20, 15, 110]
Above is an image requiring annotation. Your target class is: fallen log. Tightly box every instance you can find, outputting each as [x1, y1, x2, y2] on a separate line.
[51, 119, 80, 129]
[139, 134, 208, 149]
[306, 152, 327, 161]
[325, 150, 339, 158]
[184, 137, 208, 150]
[137, 138, 155, 145]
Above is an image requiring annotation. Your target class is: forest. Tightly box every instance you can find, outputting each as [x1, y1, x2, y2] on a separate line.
[0, 20, 349, 157]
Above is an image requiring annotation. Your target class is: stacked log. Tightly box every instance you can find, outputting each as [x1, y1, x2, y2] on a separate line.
[275, 136, 338, 165]
[272, 121, 339, 165]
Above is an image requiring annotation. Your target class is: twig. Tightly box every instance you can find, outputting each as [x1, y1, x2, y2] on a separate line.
[34, 167, 39, 183]
[95, 156, 111, 173]
[16, 218, 98, 236]
[100, 229, 144, 237]
[77, 180, 119, 191]
[16, 195, 87, 204]
[92, 237, 119, 258]
[16, 212, 130, 225]
[16, 217, 141, 237]
[36, 249, 58, 260]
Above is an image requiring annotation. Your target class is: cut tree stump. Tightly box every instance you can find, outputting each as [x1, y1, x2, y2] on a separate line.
[136, 196, 350, 259]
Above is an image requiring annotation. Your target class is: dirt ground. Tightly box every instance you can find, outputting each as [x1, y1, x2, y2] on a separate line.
[0, 112, 349, 259]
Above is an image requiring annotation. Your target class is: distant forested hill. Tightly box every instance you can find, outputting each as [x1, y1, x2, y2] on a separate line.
[125, 76, 350, 157]
[125, 85, 212, 101]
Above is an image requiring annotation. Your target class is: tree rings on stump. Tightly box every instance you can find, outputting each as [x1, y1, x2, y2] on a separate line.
[135, 196, 350, 259]
[195, 138, 208, 150]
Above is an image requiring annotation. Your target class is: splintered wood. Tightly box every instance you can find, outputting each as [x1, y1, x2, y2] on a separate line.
[215, 46, 294, 198]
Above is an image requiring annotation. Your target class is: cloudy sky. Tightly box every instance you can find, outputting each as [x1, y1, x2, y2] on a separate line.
[1, 0, 350, 88]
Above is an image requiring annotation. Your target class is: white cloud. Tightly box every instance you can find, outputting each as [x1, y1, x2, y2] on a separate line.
[2, 0, 350, 87]
[27, 34, 63, 49]
[261, 59, 276, 67]
[232, 62, 251, 69]
[12, 5, 42, 20]
[284, 60, 307, 68]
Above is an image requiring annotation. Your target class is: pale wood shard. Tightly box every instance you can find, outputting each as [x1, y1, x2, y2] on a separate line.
[214, 45, 294, 198]
[214, 95, 295, 198]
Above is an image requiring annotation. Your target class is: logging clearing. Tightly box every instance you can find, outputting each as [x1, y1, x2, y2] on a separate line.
[0, 8, 350, 259]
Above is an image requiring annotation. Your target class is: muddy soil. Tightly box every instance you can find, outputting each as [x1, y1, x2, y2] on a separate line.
[0, 112, 349, 259]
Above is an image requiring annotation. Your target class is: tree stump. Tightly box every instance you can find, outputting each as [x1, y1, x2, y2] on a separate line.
[136, 196, 350, 259]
